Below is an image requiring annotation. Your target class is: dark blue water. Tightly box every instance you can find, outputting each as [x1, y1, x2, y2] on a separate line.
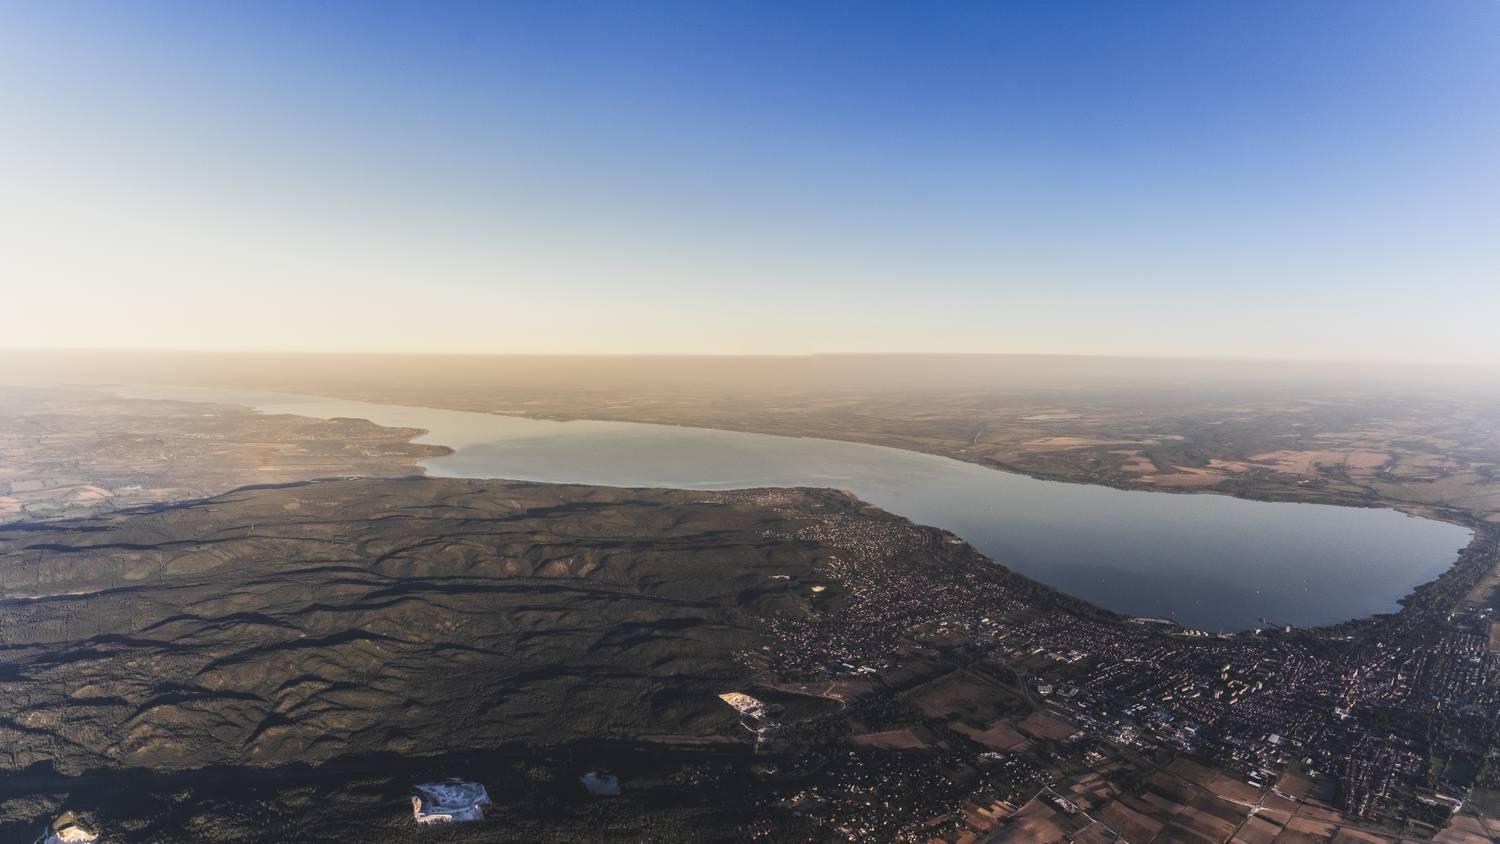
[123, 387, 1472, 632]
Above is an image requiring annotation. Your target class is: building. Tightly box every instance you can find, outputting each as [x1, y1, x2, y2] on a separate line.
[719, 691, 769, 720]
[41, 812, 98, 844]
[411, 781, 492, 825]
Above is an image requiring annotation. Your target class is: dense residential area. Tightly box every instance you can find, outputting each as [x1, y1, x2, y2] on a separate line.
[744, 505, 1500, 842]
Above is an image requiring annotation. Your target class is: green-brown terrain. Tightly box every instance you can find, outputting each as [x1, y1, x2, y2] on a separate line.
[5, 355, 1500, 842]
[0, 385, 448, 524]
[0, 477, 1067, 841]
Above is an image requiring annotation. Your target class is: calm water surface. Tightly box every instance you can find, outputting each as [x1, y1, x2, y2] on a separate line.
[123, 387, 1472, 632]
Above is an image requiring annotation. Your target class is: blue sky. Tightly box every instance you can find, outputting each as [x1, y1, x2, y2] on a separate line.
[1, 1, 1496, 361]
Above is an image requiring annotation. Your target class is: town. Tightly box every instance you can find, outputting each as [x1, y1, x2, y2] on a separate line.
[737, 507, 1500, 841]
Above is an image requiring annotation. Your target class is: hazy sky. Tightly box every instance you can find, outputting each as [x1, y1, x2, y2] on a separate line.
[1, 2, 1496, 362]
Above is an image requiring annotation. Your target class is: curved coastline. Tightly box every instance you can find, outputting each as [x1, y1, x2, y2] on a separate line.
[111, 384, 1477, 634]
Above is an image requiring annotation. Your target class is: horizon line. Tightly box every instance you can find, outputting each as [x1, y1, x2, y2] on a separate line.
[6, 345, 1497, 370]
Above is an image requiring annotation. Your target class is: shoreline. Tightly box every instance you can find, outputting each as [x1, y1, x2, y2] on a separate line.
[97, 383, 1489, 637]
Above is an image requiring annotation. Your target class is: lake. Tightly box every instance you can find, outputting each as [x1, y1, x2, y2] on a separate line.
[120, 386, 1472, 632]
